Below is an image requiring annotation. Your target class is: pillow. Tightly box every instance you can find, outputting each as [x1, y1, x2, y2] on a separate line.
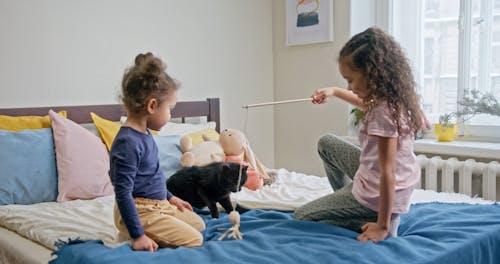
[0, 128, 58, 205]
[0, 111, 67, 131]
[96, 114, 159, 151]
[90, 112, 121, 151]
[121, 116, 217, 136]
[187, 128, 220, 147]
[49, 110, 114, 202]
[80, 123, 101, 138]
[153, 135, 183, 180]
[158, 121, 217, 136]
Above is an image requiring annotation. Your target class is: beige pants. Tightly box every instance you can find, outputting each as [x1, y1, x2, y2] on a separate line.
[114, 198, 205, 248]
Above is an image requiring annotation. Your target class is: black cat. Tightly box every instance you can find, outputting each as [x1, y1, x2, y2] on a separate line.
[166, 162, 248, 218]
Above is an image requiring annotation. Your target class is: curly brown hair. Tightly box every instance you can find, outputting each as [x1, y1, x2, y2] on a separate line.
[121, 52, 178, 114]
[339, 27, 423, 135]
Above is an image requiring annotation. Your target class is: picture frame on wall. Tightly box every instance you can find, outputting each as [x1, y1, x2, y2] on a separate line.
[286, 0, 334, 46]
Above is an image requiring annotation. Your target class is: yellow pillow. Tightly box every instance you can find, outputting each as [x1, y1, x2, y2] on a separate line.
[0, 111, 67, 132]
[90, 112, 121, 152]
[91, 113, 159, 151]
[187, 128, 220, 147]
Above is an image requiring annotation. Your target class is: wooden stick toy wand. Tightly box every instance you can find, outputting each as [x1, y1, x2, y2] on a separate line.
[242, 98, 312, 108]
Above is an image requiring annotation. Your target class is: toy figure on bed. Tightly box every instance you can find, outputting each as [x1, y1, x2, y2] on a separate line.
[179, 128, 273, 190]
[166, 162, 248, 218]
[219, 128, 274, 190]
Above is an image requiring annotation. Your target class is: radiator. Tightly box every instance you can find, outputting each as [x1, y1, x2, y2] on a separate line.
[416, 154, 500, 200]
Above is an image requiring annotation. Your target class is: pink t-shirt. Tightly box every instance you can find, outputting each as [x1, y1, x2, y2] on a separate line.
[351, 102, 420, 213]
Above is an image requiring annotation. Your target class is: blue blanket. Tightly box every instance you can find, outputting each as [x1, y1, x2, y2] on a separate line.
[50, 203, 500, 264]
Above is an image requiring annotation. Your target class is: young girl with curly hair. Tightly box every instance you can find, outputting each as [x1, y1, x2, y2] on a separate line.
[294, 27, 424, 243]
[110, 52, 205, 252]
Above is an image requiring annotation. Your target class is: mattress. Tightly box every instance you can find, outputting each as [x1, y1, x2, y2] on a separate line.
[0, 168, 496, 264]
[50, 203, 500, 264]
[0, 195, 127, 251]
[0, 227, 53, 264]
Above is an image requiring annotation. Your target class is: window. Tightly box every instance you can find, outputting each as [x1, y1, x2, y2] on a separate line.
[391, 0, 500, 140]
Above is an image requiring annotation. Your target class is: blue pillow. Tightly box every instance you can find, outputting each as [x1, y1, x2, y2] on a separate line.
[153, 135, 183, 180]
[0, 128, 58, 205]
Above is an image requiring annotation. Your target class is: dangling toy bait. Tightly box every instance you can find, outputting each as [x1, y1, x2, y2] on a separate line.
[218, 164, 244, 240]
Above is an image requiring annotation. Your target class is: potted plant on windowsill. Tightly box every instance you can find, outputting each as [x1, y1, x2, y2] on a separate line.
[435, 112, 459, 142]
[436, 90, 500, 142]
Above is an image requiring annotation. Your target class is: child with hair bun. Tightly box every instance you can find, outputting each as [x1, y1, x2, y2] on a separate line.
[110, 52, 205, 252]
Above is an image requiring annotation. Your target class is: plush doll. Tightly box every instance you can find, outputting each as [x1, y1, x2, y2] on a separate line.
[219, 129, 271, 191]
[179, 134, 225, 167]
[179, 128, 272, 190]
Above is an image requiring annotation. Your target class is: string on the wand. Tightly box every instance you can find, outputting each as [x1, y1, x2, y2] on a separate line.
[218, 109, 248, 241]
[243, 107, 249, 137]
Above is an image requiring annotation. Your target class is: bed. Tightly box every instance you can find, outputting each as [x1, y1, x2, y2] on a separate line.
[1, 98, 499, 264]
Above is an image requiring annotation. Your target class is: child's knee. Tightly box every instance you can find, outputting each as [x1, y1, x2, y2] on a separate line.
[192, 217, 206, 232]
[318, 134, 345, 160]
[317, 134, 338, 154]
[186, 232, 203, 247]
[181, 210, 206, 232]
[153, 229, 204, 248]
[293, 206, 310, 221]
[173, 230, 203, 248]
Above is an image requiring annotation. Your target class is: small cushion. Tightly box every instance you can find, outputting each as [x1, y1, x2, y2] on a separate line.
[120, 116, 217, 136]
[0, 111, 67, 131]
[90, 112, 121, 151]
[158, 121, 217, 136]
[49, 110, 114, 202]
[153, 135, 183, 180]
[187, 128, 220, 147]
[94, 114, 158, 151]
[0, 128, 58, 205]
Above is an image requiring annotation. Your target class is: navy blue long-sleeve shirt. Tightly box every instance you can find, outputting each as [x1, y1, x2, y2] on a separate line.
[109, 127, 172, 239]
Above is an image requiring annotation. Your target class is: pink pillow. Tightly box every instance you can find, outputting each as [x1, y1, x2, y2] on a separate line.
[49, 110, 114, 202]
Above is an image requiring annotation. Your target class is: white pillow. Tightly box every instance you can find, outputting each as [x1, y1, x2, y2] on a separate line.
[120, 116, 216, 136]
[157, 122, 217, 136]
[80, 123, 101, 138]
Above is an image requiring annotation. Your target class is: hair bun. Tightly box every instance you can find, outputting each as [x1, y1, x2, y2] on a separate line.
[134, 52, 167, 84]
[134, 52, 154, 66]
[143, 60, 164, 78]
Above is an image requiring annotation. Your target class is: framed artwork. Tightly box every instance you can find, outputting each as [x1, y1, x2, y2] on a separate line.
[286, 0, 334, 46]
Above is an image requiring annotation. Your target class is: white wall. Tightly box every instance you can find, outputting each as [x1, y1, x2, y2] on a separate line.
[350, 0, 377, 36]
[272, 0, 352, 176]
[0, 0, 275, 167]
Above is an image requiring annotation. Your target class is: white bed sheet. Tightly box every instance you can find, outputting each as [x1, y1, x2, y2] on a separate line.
[0, 168, 494, 259]
[231, 168, 495, 210]
[231, 168, 334, 210]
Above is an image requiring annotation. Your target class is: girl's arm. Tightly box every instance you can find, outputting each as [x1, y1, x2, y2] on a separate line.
[311, 87, 366, 110]
[357, 136, 397, 243]
[376, 136, 397, 229]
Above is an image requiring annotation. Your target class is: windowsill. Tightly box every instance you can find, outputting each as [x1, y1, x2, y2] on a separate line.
[341, 136, 500, 161]
[413, 139, 500, 160]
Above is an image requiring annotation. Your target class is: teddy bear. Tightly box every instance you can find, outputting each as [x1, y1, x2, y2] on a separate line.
[179, 128, 272, 191]
[179, 133, 225, 167]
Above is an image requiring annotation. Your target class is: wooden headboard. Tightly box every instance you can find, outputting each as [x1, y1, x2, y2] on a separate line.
[0, 98, 220, 132]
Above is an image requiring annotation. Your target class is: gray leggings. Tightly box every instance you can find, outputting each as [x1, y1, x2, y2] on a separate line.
[294, 134, 399, 236]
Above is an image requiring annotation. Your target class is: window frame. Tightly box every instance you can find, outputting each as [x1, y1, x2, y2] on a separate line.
[388, 0, 500, 142]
